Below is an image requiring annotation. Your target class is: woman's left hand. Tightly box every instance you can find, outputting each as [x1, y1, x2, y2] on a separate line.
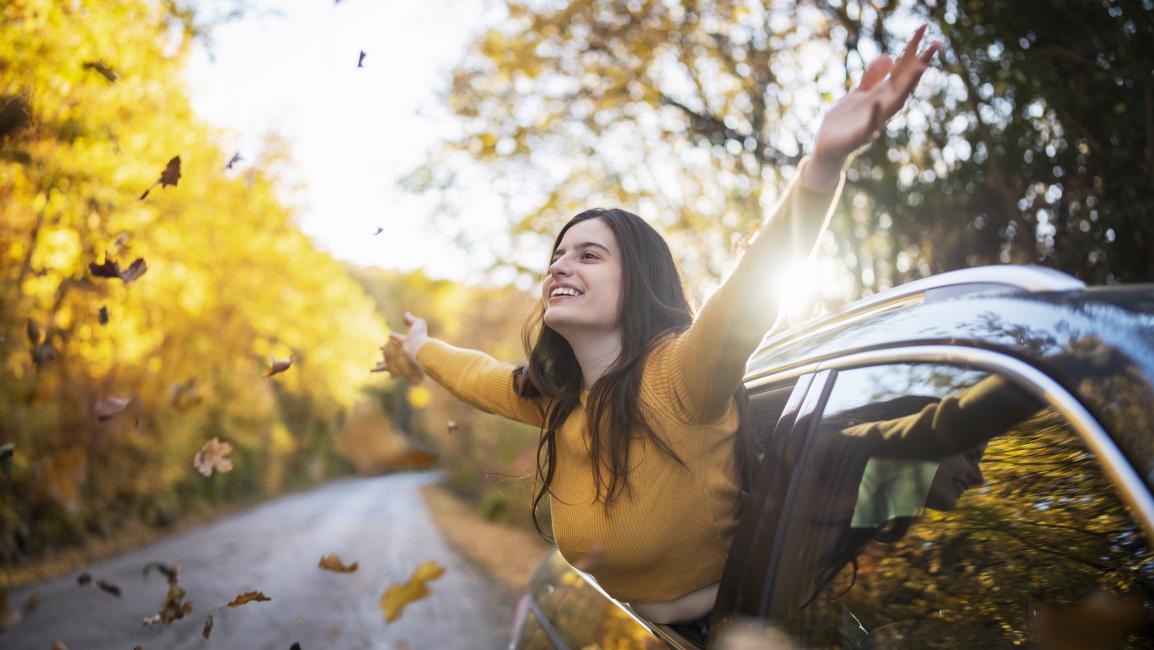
[806, 23, 942, 189]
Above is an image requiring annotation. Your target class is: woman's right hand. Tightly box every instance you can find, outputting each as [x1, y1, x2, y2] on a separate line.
[376, 310, 430, 383]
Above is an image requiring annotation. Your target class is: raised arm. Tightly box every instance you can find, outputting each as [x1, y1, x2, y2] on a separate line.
[664, 25, 942, 424]
[381, 312, 547, 427]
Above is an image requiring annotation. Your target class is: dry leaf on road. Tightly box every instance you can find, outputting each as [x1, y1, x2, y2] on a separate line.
[227, 591, 271, 608]
[318, 554, 358, 573]
[379, 561, 444, 623]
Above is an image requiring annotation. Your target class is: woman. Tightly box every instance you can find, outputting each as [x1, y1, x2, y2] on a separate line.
[378, 26, 942, 624]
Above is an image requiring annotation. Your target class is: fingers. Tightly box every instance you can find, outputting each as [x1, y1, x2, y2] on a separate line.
[389, 332, 407, 343]
[918, 40, 942, 65]
[859, 55, 894, 91]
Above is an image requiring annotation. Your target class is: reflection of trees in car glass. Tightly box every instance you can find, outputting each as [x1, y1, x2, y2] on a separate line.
[821, 363, 987, 413]
[811, 389, 1154, 647]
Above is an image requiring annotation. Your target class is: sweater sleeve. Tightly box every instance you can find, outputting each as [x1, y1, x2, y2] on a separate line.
[841, 375, 1043, 459]
[415, 339, 547, 427]
[662, 159, 845, 424]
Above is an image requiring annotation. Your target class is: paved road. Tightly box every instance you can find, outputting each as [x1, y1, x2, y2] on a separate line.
[3, 472, 523, 649]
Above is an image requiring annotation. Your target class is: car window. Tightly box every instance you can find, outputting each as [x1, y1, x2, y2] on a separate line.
[767, 362, 1154, 649]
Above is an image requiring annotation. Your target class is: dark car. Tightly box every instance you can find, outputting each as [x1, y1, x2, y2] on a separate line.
[509, 265, 1154, 649]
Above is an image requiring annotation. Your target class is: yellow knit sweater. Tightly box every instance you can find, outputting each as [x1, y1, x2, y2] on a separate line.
[416, 165, 841, 603]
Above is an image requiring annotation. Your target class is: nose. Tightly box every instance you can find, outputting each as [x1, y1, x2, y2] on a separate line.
[548, 255, 571, 277]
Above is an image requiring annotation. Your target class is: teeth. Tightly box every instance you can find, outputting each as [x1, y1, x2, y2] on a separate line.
[551, 287, 580, 297]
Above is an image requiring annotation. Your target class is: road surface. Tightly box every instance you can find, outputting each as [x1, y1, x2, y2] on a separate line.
[3, 472, 525, 649]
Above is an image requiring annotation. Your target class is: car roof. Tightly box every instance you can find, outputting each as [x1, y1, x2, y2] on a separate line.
[744, 263, 1154, 491]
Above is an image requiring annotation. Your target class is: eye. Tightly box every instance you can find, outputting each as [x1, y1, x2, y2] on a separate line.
[581, 251, 600, 260]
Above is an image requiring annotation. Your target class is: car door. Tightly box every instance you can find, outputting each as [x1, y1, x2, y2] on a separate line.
[757, 351, 1154, 648]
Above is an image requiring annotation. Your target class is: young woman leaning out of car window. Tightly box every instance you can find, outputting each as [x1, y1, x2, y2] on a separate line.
[377, 25, 943, 625]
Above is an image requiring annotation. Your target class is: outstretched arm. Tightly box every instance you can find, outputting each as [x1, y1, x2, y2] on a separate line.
[380, 311, 547, 427]
[665, 25, 942, 424]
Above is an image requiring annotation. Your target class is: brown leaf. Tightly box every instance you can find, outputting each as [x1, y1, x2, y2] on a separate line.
[77, 572, 92, 585]
[89, 258, 121, 278]
[88, 256, 148, 283]
[378, 561, 444, 623]
[227, 591, 271, 607]
[52, 641, 68, 650]
[318, 554, 359, 573]
[142, 580, 192, 626]
[82, 60, 118, 82]
[267, 357, 293, 377]
[193, 438, 233, 477]
[96, 579, 121, 597]
[98, 305, 109, 325]
[142, 562, 180, 584]
[94, 396, 131, 421]
[25, 320, 40, 344]
[226, 152, 242, 169]
[202, 614, 213, 639]
[119, 258, 148, 282]
[140, 155, 181, 199]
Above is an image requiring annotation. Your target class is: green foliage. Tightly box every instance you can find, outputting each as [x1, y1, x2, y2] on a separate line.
[409, 0, 1154, 301]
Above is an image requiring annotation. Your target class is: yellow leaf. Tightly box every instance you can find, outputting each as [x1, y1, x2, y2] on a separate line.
[379, 561, 445, 623]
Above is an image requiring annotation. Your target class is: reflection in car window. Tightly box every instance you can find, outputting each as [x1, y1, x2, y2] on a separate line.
[772, 363, 1154, 649]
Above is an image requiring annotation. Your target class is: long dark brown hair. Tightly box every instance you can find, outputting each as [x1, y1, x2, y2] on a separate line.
[511, 207, 758, 541]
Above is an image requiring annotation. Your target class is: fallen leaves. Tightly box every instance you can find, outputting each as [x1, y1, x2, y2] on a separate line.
[89, 256, 148, 283]
[140, 155, 181, 200]
[227, 591, 272, 608]
[142, 561, 180, 584]
[267, 357, 293, 377]
[379, 560, 444, 623]
[193, 437, 234, 477]
[94, 396, 132, 421]
[77, 572, 92, 585]
[318, 553, 358, 573]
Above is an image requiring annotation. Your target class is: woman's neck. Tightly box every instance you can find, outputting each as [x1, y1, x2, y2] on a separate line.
[563, 328, 623, 389]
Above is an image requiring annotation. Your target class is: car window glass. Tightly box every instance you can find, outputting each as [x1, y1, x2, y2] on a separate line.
[770, 363, 1154, 649]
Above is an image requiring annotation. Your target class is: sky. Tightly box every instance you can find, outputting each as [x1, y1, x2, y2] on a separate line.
[183, 0, 510, 284]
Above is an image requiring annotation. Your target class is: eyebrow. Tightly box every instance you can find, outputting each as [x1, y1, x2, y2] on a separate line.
[551, 242, 611, 259]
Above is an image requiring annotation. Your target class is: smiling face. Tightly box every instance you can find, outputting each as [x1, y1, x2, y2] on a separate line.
[923, 443, 986, 511]
[541, 217, 624, 339]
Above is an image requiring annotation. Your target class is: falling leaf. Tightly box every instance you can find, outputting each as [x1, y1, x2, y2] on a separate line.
[170, 378, 202, 411]
[82, 60, 118, 82]
[446, 420, 458, 435]
[140, 155, 181, 200]
[97, 579, 121, 597]
[77, 572, 92, 585]
[193, 438, 234, 477]
[25, 320, 40, 344]
[227, 591, 271, 607]
[318, 554, 358, 573]
[202, 614, 213, 639]
[142, 580, 192, 626]
[378, 561, 444, 623]
[226, 152, 242, 169]
[267, 357, 293, 377]
[95, 396, 131, 421]
[372, 227, 383, 236]
[52, 641, 68, 650]
[119, 258, 148, 282]
[357, 50, 367, 68]
[98, 305, 109, 325]
[142, 562, 180, 584]
[88, 256, 148, 283]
